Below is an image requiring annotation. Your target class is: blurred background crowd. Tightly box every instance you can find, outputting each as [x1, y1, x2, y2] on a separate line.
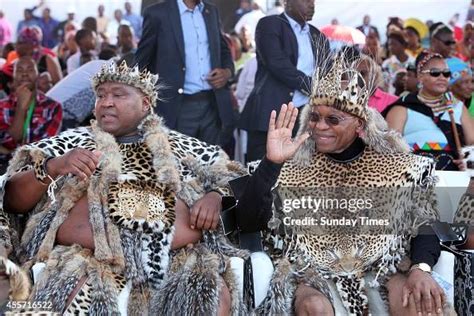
[0, 0, 473, 173]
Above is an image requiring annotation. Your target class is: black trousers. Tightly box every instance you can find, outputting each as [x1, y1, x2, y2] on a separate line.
[176, 91, 221, 145]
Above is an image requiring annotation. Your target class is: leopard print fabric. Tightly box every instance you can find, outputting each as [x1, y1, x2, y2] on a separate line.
[454, 146, 474, 225]
[454, 193, 474, 225]
[64, 274, 128, 315]
[261, 147, 438, 315]
[108, 143, 176, 233]
[0, 118, 238, 314]
[454, 252, 474, 315]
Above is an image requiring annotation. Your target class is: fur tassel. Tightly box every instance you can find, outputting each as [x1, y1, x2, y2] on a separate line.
[222, 258, 248, 315]
[293, 101, 316, 167]
[88, 179, 114, 264]
[151, 246, 223, 315]
[87, 262, 121, 315]
[141, 114, 181, 193]
[179, 155, 246, 206]
[361, 108, 410, 154]
[256, 259, 297, 315]
[127, 285, 151, 316]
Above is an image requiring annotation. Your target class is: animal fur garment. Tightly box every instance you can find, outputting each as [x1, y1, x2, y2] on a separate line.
[151, 245, 246, 316]
[259, 51, 441, 315]
[0, 114, 247, 313]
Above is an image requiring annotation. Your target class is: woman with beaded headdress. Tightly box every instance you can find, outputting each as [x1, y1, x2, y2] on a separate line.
[236, 51, 447, 315]
[0, 61, 248, 314]
[384, 50, 474, 171]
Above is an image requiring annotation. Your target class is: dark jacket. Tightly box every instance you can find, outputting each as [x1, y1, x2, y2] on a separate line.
[239, 13, 330, 132]
[135, 0, 235, 129]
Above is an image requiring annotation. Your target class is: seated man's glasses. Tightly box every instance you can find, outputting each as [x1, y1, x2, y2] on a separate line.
[309, 111, 353, 126]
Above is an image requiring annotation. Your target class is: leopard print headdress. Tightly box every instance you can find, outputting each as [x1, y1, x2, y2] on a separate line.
[309, 53, 371, 120]
[92, 60, 159, 106]
[293, 51, 410, 166]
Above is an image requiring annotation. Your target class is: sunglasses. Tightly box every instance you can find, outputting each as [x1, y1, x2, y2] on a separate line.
[309, 112, 353, 126]
[420, 68, 451, 78]
[435, 37, 456, 46]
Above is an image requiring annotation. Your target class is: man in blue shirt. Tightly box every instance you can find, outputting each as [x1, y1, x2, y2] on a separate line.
[239, 0, 330, 162]
[21, 4, 59, 49]
[123, 1, 143, 40]
[135, 0, 234, 147]
[16, 9, 41, 37]
[37, 8, 59, 48]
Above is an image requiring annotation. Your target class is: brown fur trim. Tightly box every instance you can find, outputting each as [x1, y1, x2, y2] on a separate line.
[30, 245, 91, 312]
[256, 258, 297, 315]
[1, 256, 31, 301]
[127, 285, 151, 316]
[151, 246, 222, 315]
[141, 114, 181, 193]
[88, 180, 114, 263]
[36, 180, 88, 261]
[0, 225, 12, 257]
[6, 147, 48, 175]
[179, 155, 246, 206]
[222, 258, 247, 315]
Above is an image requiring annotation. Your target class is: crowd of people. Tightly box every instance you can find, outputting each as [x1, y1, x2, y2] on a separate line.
[0, 0, 473, 315]
[0, 0, 473, 170]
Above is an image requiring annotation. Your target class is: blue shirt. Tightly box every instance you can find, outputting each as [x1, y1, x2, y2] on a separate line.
[284, 13, 315, 108]
[39, 18, 59, 48]
[177, 0, 212, 94]
[16, 19, 41, 36]
[123, 13, 143, 39]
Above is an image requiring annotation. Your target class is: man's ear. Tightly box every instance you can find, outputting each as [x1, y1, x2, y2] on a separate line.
[142, 96, 151, 112]
[355, 118, 365, 133]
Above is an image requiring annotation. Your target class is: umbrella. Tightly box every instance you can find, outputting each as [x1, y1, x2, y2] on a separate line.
[320, 25, 366, 45]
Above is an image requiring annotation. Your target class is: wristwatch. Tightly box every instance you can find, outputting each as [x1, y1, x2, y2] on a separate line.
[409, 262, 432, 274]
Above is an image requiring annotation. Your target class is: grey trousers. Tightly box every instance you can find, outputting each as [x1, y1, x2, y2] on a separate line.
[176, 91, 221, 145]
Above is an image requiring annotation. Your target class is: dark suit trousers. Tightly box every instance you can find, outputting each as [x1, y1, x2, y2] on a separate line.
[176, 91, 221, 145]
[246, 108, 303, 162]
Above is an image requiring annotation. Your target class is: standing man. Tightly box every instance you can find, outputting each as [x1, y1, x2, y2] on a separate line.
[356, 14, 380, 39]
[54, 8, 77, 44]
[123, 1, 143, 40]
[38, 8, 59, 49]
[16, 9, 41, 36]
[107, 9, 131, 46]
[96, 4, 109, 37]
[239, 0, 330, 161]
[117, 24, 137, 66]
[135, 0, 234, 147]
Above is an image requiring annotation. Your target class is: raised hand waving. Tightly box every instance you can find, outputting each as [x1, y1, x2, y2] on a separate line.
[266, 103, 310, 164]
